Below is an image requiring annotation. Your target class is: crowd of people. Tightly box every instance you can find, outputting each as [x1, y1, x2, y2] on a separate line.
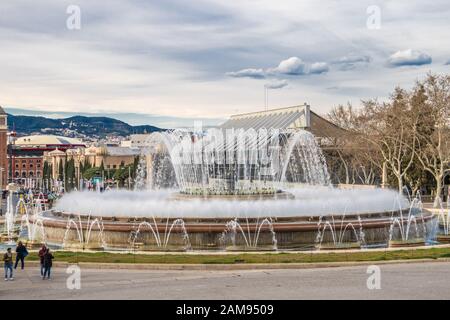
[3, 242, 54, 281]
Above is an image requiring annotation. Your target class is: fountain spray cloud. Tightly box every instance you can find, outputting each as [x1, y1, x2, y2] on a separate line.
[54, 187, 409, 219]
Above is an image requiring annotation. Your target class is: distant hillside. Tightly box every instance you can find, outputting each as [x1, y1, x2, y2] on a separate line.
[7, 114, 162, 138]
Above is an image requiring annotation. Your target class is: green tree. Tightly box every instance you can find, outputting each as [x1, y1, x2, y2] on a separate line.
[43, 162, 49, 179]
[65, 158, 76, 191]
[82, 158, 91, 174]
[58, 159, 64, 181]
[83, 167, 102, 180]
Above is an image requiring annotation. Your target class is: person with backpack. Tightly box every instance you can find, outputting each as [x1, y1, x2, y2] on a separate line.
[42, 248, 54, 280]
[3, 248, 14, 281]
[14, 241, 28, 270]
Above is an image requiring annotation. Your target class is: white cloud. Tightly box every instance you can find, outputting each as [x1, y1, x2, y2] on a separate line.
[335, 55, 371, 64]
[264, 79, 288, 89]
[387, 49, 432, 67]
[268, 57, 307, 75]
[332, 55, 371, 70]
[309, 62, 329, 74]
[228, 57, 329, 79]
[226, 68, 265, 79]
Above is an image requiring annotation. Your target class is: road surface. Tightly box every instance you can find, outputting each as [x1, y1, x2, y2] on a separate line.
[1, 261, 449, 299]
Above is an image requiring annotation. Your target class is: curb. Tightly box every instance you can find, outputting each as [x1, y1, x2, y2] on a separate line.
[18, 242, 450, 255]
[22, 257, 450, 271]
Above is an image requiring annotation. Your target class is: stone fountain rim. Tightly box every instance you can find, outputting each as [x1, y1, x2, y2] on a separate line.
[42, 207, 429, 222]
[29, 208, 435, 234]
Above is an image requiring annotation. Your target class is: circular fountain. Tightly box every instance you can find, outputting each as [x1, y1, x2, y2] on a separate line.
[14, 128, 436, 251]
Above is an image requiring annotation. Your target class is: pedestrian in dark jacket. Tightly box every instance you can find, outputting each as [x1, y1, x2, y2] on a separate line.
[3, 248, 14, 281]
[38, 245, 47, 276]
[42, 249, 54, 280]
[14, 241, 28, 270]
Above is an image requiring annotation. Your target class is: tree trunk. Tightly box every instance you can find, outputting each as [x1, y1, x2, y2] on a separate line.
[434, 175, 443, 208]
[398, 176, 403, 194]
[381, 162, 388, 188]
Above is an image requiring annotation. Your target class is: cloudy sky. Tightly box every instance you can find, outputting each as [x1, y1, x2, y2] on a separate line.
[1, 0, 449, 127]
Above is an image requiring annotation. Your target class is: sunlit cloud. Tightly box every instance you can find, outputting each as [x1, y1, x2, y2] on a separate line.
[268, 57, 308, 76]
[228, 57, 329, 79]
[387, 49, 432, 67]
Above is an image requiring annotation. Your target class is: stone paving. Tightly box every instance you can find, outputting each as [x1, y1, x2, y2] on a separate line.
[1, 261, 449, 300]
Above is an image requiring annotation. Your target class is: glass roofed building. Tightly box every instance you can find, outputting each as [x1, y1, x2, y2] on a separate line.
[219, 103, 346, 141]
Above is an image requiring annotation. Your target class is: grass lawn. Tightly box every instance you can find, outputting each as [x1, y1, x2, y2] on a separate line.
[23, 247, 450, 264]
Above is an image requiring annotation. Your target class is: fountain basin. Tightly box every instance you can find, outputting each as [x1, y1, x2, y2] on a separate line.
[436, 234, 450, 244]
[0, 234, 19, 242]
[315, 242, 361, 250]
[27, 208, 434, 251]
[388, 239, 427, 248]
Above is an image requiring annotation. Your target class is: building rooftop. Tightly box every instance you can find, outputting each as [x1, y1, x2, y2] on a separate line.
[219, 104, 346, 138]
[15, 135, 85, 146]
[220, 104, 310, 131]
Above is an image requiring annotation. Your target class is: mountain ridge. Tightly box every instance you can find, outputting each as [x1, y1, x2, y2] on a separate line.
[7, 114, 162, 138]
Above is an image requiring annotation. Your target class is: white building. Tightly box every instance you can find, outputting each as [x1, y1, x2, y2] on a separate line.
[121, 134, 152, 149]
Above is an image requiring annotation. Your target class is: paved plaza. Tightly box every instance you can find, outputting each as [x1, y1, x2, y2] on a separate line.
[1, 261, 449, 300]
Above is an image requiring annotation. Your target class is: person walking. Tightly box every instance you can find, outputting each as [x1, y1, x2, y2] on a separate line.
[38, 244, 47, 277]
[42, 248, 54, 280]
[14, 241, 28, 270]
[3, 248, 14, 281]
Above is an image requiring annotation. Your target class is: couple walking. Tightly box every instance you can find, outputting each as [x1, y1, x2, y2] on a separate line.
[38, 245, 54, 280]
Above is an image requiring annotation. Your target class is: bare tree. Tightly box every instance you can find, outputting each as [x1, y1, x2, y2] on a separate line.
[415, 74, 450, 206]
[328, 74, 450, 200]
[327, 103, 382, 185]
[361, 88, 418, 193]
